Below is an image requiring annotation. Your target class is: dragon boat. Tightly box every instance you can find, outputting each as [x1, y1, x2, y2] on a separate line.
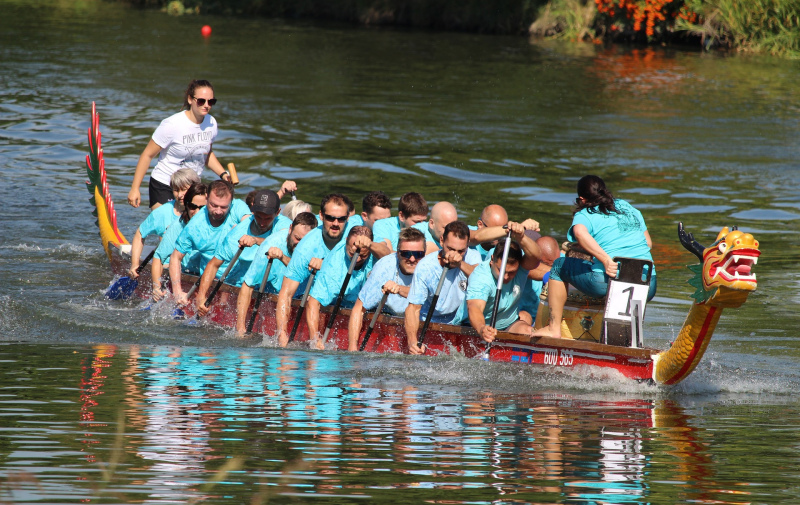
[85, 103, 761, 385]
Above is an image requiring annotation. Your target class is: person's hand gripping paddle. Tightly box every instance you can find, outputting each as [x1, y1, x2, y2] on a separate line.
[105, 249, 156, 300]
[481, 229, 512, 361]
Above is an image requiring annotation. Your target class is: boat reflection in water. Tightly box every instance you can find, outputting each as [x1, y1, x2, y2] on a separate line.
[64, 343, 728, 503]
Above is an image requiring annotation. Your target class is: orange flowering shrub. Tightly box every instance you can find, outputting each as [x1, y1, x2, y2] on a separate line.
[595, 0, 700, 39]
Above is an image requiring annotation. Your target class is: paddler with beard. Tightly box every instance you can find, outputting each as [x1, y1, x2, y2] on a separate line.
[195, 189, 292, 316]
[169, 180, 250, 305]
[235, 211, 318, 335]
[275, 193, 353, 347]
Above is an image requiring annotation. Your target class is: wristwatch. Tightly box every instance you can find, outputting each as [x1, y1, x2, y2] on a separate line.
[220, 171, 230, 181]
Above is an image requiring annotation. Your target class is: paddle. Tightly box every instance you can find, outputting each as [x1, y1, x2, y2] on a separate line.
[227, 163, 239, 185]
[481, 230, 512, 360]
[197, 245, 245, 320]
[416, 265, 450, 350]
[358, 291, 389, 352]
[246, 257, 274, 334]
[320, 250, 361, 346]
[185, 278, 201, 300]
[288, 270, 317, 343]
[106, 249, 156, 300]
[171, 278, 201, 319]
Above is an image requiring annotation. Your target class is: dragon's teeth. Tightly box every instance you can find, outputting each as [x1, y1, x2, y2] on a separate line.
[753, 257, 758, 265]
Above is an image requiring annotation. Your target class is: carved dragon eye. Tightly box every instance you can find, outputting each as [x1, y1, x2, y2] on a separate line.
[718, 242, 727, 254]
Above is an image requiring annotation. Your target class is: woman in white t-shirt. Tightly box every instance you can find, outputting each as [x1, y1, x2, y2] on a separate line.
[127, 79, 232, 209]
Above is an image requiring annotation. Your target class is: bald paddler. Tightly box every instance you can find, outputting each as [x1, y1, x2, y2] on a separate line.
[466, 222, 542, 342]
[404, 221, 481, 354]
[470, 205, 541, 260]
[519, 234, 562, 320]
[169, 180, 250, 305]
[195, 189, 292, 316]
[235, 211, 318, 335]
[305, 226, 375, 348]
[275, 193, 353, 347]
[347, 227, 426, 351]
[371, 192, 429, 259]
[412, 201, 458, 255]
[468, 204, 508, 261]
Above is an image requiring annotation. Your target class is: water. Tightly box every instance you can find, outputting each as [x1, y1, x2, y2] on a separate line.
[1, 0, 800, 502]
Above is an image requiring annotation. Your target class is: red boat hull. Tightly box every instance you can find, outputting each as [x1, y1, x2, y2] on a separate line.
[108, 247, 658, 381]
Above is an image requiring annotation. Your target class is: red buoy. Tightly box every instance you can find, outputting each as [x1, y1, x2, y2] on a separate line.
[201, 25, 212, 37]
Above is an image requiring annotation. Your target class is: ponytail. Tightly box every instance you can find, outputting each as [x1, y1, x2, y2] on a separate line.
[574, 175, 618, 215]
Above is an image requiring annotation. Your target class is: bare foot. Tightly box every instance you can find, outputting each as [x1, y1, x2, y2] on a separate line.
[531, 326, 561, 339]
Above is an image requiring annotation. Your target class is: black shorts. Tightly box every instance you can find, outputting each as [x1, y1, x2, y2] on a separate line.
[148, 178, 173, 208]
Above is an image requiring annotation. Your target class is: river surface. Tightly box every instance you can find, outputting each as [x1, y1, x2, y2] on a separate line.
[2, 0, 800, 503]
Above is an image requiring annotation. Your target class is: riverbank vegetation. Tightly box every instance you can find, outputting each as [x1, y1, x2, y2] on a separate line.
[133, 0, 800, 58]
[679, 0, 800, 57]
[531, 0, 800, 58]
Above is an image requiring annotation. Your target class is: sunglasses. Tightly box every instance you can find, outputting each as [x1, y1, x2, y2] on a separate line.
[185, 202, 205, 211]
[398, 250, 425, 260]
[322, 213, 348, 223]
[193, 97, 217, 106]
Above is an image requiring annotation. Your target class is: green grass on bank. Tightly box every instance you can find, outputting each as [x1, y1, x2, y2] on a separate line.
[678, 0, 800, 58]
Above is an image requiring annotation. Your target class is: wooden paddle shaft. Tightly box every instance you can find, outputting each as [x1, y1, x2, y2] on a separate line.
[288, 271, 316, 342]
[226, 162, 239, 185]
[359, 291, 389, 352]
[185, 278, 201, 299]
[205, 245, 245, 308]
[484, 232, 512, 358]
[418, 266, 450, 346]
[490, 232, 512, 328]
[136, 249, 157, 275]
[321, 251, 360, 343]
[247, 257, 274, 334]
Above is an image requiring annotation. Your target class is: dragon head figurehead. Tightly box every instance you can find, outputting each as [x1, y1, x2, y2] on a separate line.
[678, 223, 760, 308]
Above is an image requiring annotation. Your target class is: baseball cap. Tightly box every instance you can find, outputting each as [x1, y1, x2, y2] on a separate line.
[251, 189, 280, 215]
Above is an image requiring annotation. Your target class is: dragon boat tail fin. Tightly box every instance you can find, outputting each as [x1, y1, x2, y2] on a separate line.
[677, 222, 704, 260]
[86, 102, 128, 259]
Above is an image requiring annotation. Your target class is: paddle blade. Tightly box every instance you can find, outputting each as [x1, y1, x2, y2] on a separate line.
[105, 276, 138, 300]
